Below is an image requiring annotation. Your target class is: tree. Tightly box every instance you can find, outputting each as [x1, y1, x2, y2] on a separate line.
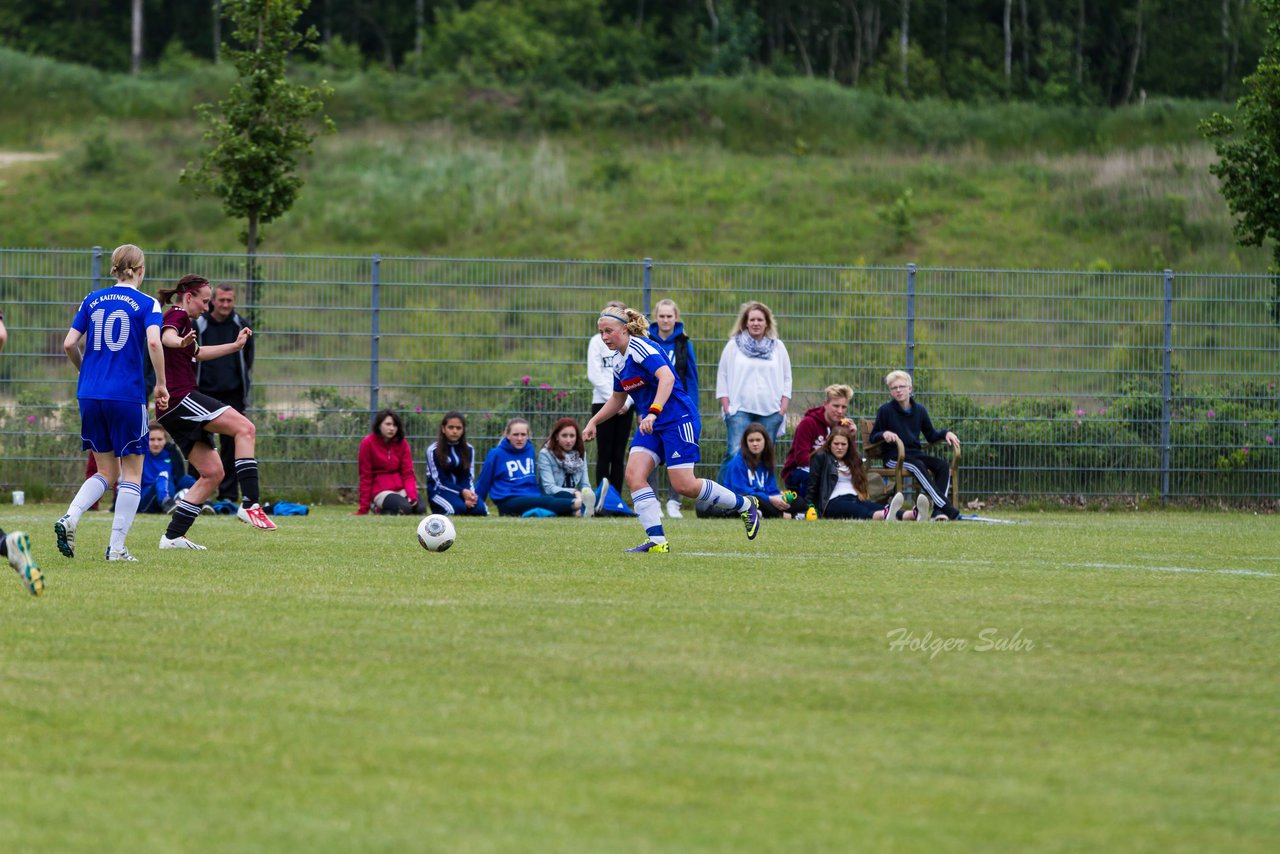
[182, 0, 333, 297]
[1202, 0, 1280, 321]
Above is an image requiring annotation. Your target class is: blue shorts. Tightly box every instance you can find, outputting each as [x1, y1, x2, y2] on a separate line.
[80, 398, 149, 457]
[630, 416, 701, 468]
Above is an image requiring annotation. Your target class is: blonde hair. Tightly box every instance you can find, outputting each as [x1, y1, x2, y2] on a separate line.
[653, 298, 680, 319]
[730, 301, 776, 339]
[824, 383, 853, 402]
[885, 370, 913, 389]
[598, 304, 649, 338]
[110, 244, 145, 282]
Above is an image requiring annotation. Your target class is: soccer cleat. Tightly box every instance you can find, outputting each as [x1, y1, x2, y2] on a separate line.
[54, 514, 76, 558]
[6, 532, 44, 596]
[915, 494, 931, 522]
[237, 503, 277, 530]
[666, 499, 684, 519]
[624, 540, 670, 554]
[885, 492, 904, 522]
[740, 495, 762, 540]
[105, 547, 138, 562]
[581, 487, 597, 518]
[160, 534, 208, 551]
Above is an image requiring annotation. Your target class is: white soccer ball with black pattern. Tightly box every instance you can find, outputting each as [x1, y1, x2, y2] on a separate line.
[417, 514, 456, 552]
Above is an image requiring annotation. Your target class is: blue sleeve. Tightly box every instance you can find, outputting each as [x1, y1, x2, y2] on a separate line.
[474, 449, 498, 501]
[71, 297, 90, 333]
[684, 340, 700, 415]
[640, 350, 670, 379]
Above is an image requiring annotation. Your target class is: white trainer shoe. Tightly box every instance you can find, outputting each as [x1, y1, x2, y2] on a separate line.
[884, 492, 904, 522]
[236, 503, 277, 530]
[915, 494, 931, 522]
[160, 535, 208, 550]
[581, 487, 597, 518]
[666, 499, 684, 519]
[105, 547, 138, 562]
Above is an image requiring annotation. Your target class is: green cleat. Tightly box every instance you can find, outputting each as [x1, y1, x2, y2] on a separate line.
[624, 540, 670, 554]
[6, 532, 44, 596]
[741, 495, 762, 540]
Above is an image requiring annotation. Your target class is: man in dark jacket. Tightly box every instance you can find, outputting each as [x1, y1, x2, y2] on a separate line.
[194, 282, 255, 502]
[780, 383, 853, 508]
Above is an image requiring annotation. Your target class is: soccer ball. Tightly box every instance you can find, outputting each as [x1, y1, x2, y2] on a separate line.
[417, 514, 456, 552]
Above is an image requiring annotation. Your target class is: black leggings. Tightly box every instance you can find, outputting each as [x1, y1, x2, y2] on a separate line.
[380, 493, 425, 516]
[591, 403, 633, 489]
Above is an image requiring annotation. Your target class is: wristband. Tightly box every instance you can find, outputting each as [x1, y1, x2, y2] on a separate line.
[648, 404, 662, 416]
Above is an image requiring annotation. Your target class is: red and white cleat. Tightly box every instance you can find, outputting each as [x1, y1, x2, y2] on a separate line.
[236, 503, 278, 530]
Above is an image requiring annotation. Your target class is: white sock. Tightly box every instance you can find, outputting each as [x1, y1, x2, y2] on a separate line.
[631, 487, 666, 542]
[67, 474, 110, 525]
[699, 479, 746, 513]
[110, 481, 142, 553]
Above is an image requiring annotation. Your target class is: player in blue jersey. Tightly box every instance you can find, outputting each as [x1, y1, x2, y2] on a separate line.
[54, 244, 169, 563]
[582, 305, 762, 553]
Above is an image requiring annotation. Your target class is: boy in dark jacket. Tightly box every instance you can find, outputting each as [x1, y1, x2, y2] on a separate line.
[869, 370, 961, 520]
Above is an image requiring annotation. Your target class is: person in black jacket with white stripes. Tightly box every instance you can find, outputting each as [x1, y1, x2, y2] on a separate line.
[869, 370, 962, 521]
[194, 282, 254, 502]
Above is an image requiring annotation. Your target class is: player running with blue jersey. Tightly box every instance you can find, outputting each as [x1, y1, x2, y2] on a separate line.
[55, 244, 169, 562]
[583, 305, 762, 553]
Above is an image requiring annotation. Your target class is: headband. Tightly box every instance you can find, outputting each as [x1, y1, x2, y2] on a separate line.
[599, 312, 628, 324]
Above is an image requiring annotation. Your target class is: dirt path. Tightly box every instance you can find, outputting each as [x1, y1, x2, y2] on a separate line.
[0, 152, 58, 168]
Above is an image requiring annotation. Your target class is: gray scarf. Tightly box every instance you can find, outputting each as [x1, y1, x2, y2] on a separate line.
[558, 450, 586, 481]
[735, 330, 776, 359]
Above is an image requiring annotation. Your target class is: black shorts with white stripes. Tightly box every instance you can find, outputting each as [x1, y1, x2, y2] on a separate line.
[157, 391, 231, 457]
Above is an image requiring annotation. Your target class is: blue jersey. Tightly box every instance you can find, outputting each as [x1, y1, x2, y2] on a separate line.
[70, 284, 162, 404]
[613, 336, 696, 424]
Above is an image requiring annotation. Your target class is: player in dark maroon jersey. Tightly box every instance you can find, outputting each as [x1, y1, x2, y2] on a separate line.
[154, 274, 276, 550]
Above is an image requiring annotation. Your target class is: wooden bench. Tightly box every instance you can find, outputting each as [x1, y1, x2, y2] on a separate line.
[859, 419, 961, 506]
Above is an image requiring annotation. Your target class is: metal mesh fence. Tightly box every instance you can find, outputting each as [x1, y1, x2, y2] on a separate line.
[1, 247, 1276, 503]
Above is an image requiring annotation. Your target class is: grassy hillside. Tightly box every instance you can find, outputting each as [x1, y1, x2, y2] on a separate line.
[0, 47, 1266, 271]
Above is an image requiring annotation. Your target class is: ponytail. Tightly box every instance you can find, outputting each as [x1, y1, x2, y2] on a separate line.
[157, 274, 209, 306]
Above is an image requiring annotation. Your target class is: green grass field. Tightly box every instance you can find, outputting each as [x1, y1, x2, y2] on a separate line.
[2, 507, 1276, 851]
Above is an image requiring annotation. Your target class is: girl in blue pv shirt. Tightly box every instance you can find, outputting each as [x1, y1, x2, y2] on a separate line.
[721, 422, 791, 519]
[582, 305, 762, 553]
[474, 417, 583, 517]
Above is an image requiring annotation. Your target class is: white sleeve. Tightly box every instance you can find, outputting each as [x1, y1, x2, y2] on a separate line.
[586, 336, 615, 399]
[777, 340, 793, 399]
[714, 341, 735, 402]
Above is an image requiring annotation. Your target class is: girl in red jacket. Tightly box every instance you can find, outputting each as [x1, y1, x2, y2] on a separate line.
[356, 409, 424, 515]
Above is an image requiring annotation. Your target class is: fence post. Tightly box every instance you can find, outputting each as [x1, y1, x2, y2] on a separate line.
[642, 257, 653, 314]
[370, 254, 381, 416]
[1160, 269, 1173, 504]
[91, 245, 102, 289]
[905, 263, 917, 374]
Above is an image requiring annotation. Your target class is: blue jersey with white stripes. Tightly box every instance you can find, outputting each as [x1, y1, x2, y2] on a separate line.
[613, 335, 697, 424]
[70, 283, 163, 404]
